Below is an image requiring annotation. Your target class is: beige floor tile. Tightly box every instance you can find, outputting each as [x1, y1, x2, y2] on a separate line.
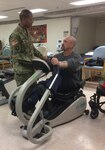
[0, 83, 105, 150]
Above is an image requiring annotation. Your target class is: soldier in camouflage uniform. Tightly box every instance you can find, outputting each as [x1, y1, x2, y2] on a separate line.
[9, 9, 45, 86]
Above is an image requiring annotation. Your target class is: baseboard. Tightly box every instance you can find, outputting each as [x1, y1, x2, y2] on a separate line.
[85, 81, 98, 88]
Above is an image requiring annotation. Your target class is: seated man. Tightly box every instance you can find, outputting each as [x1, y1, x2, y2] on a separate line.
[23, 36, 82, 111]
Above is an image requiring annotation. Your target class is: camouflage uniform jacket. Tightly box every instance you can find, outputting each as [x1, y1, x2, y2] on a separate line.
[9, 24, 44, 74]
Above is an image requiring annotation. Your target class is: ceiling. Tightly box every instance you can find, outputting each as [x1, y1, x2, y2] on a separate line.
[1, 0, 105, 23]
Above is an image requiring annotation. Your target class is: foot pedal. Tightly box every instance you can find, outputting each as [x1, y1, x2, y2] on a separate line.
[20, 125, 28, 139]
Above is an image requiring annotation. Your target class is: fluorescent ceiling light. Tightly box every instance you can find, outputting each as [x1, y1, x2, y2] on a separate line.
[0, 16, 8, 19]
[70, 0, 105, 5]
[19, 8, 47, 14]
[30, 8, 47, 13]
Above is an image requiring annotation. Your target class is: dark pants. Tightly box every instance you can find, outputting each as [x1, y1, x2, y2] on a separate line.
[23, 83, 46, 112]
[22, 76, 62, 112]
[15, 72, 34, 86]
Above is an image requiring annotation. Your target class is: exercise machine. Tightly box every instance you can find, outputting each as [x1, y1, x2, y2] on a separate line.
[9, 58, 87, 144]
[0, 69, 14, 105]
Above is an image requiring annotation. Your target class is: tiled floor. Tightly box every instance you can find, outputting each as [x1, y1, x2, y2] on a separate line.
[0, 81, 105, 150]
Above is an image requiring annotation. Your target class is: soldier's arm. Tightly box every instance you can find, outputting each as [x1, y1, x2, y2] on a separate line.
[9, 33, 21, 57]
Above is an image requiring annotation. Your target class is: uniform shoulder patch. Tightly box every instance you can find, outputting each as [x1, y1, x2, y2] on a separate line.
[10, 37, 18, 46]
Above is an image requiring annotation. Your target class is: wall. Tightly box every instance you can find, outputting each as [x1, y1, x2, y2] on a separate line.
[1, 16, 105, 55]
[95, 18, 105, 46]
[0, 17, 70, 53]
[0, 23, 17, 47]
[33, 17, 70, 53]
[76, 17, 96, 54]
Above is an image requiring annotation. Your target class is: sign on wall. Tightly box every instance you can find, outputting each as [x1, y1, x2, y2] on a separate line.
[29, 24, 47, 43]
[71, 17, 80, 38]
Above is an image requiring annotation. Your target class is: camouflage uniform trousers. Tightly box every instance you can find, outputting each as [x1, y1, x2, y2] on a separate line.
[14, 71, 34, 86]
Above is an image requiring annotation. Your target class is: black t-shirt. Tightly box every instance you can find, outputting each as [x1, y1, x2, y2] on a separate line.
[53, 51, 82, 93]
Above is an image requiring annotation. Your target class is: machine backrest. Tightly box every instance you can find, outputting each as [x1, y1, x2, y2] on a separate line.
[32, 58, 51, 74]
[77, 67, 85, 89]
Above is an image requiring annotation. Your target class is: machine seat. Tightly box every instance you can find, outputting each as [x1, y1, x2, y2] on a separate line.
[52, 90, 84, 103]
[44, 90, 85, 120]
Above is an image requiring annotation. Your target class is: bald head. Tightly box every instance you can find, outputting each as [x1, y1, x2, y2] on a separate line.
[61, 36, 76, 52]
[65, 36, 76, 47]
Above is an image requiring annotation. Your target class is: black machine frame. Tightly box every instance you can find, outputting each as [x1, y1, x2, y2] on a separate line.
[89, 85, 105, 119]
[0, 70, 14, 105]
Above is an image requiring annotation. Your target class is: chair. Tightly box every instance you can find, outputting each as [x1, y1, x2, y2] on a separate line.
[0, 45, 12, 69]
[89, 83, 105, 119]
[82, 46, 105, 81]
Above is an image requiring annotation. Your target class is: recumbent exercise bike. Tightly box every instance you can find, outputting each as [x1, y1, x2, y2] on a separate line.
[9, 58, 87, 144]
[0, 69, 14, 105]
